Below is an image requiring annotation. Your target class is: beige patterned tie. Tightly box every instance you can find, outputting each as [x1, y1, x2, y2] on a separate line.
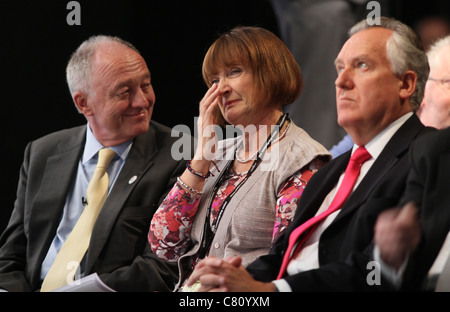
[41, 148, 116, 292]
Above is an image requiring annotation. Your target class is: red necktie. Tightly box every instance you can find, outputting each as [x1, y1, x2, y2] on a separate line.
[277, 146, 371, 279]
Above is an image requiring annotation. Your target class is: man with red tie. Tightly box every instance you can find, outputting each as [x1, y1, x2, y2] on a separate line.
[185, 17, 434, 291]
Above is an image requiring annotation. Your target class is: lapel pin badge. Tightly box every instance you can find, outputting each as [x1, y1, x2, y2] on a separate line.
[128, 175, 138, 185]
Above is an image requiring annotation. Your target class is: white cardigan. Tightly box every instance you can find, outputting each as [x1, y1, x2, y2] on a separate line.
[175, 122, 330, 289]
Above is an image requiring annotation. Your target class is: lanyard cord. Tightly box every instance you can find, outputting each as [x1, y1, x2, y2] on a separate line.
[198, 113, 288, 259]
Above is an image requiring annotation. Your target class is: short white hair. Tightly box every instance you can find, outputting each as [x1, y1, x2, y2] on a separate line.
[66, 35, 139, 97]
[427, 35, 450, 67]
[349, 17, 429, 111]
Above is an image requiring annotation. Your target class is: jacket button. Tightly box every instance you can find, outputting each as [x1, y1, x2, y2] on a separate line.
[214, 243, 220, 249]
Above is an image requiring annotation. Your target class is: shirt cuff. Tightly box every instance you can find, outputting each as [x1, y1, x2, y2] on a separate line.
[272, 279, 292, 292]
[373, 245, 409, 289]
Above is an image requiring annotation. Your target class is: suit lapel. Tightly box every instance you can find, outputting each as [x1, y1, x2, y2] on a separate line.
[278, 115, 425, 255]
[332, 114, 424, 223]
[29, 126, 86, 278]
[85, 127, 158, 272]
[285, 152, 350, 237]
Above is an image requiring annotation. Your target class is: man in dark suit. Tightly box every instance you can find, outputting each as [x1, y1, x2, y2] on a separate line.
[185, 17, 433, 291]
[374, 128, 450, 291]
[0, 36, 188, 292]
[373, 35, 450, 291]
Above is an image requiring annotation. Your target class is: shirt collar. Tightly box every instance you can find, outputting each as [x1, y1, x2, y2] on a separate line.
[351, 112, 413, 160]
[82, 123, 133, 164]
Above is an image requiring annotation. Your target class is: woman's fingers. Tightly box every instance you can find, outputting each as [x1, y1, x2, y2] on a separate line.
[200, 83, 220, 117]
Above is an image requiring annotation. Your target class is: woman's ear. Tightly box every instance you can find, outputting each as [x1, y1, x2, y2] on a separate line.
[73, 91, 93, 116]
[399, 71, 417, 100]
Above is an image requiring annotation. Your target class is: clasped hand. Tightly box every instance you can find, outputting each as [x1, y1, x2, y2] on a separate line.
[185, 256, 276, 292]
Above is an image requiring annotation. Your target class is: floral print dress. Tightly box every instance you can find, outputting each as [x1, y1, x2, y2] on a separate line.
[148, 158, 325, 262]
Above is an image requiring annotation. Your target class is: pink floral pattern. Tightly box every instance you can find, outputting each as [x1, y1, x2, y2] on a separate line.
[273, 168, 315, 241]
[148, 158, 326, 261]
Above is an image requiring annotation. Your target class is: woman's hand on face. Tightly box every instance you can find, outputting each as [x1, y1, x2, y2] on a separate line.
[195, 83, 221, 160]
[199, 83, 221, 126]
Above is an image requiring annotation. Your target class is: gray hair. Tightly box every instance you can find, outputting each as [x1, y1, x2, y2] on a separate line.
[427, 35, 450, 67]
[66, 35, 140, 98]
[349, 17, 429, 111]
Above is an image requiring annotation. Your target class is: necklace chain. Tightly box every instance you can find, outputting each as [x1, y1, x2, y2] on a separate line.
[235, 120, 291, 163]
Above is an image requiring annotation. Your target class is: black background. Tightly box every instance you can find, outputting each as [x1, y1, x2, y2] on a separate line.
[1, 0, 448, 234]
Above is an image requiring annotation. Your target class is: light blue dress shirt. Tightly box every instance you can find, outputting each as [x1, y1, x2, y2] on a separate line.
[329, 134, 353, 158]
[40, 125, 133, 281]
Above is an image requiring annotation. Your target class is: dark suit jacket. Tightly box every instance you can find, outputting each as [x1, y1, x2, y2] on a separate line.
[246, 114, 434, 291]
[399, 127, 450, 291]
[0, 121, 189, 292]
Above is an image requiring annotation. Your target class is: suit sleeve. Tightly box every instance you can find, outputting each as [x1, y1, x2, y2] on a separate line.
[399, 132, 450, 291]
[0, 143, 33, 291]
[398, 141, 426, 207]
[245, 230, 287, 282]
[247, 233, 394, 291]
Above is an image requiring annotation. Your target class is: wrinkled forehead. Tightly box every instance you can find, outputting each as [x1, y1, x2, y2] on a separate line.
[336, 28, 392, 64]
[430, 46, 450, 70]
[93, 45, 149, 79]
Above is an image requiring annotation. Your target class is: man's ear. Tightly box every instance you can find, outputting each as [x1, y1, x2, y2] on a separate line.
[73, 91, 93, 116]
[399, 71, 417, 100]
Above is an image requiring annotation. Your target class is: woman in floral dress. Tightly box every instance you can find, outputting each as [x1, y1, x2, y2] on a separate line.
[148, 26, 330, 291]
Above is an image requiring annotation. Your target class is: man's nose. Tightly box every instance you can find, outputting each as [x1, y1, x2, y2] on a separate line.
[335, 67, 354, 90]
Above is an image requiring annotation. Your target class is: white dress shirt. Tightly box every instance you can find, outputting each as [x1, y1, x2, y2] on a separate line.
[273, 112, 413, 291]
